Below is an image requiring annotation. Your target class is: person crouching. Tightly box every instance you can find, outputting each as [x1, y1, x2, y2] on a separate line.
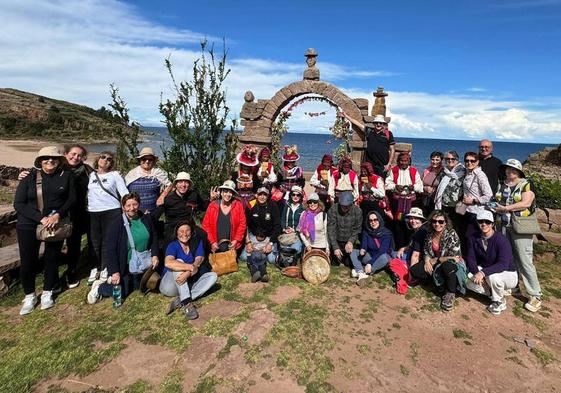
[247, 228, 270, 283]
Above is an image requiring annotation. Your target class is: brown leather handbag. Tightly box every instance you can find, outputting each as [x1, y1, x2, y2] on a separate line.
[208, 239, 238, 276]
[35, 171, 73, 242]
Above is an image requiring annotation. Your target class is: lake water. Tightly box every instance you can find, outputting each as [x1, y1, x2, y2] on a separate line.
[84, 127, 557, 171]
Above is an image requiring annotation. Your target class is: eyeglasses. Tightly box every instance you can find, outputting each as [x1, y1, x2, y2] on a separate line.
[477, 220, 493, 225]
[464, 159, 478, 164]
[41, 157, 59, 162]
[445, 157, 457, 162]
[431, 219, 446, 225]
[140, 157, 155, 162]
[307, 200, 319, 204]
[99, 155, 113, 161]
[479, 145, 491, 149]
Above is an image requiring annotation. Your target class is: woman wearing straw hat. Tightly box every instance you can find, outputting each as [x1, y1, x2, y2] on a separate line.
[493, 159, 542, 312]
[154, 171, 206, 244]
[202, 180, 247, 253]
[14, 146, 76, 315]
[124, 147, 171, 214]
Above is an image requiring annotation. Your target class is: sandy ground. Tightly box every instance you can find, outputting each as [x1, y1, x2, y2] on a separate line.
[0, 139, 49, 167]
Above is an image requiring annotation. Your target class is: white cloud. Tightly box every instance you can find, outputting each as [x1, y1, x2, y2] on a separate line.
[0, 0, 560, 144]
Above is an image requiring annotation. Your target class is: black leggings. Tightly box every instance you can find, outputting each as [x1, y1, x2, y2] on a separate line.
[17, 228, 64, 294]
[65, 216, 90, 276]
[89, 208, 121, 270]
[409, 260, 458, 293]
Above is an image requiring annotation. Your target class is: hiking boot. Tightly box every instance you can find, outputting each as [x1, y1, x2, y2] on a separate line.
[524, 296, 542, 313]
[87, 268, 99, 286]
[99, 268, 109, 283]
[20, 294, 37, 316]
[441, 292, 455, 311]
[487, 299, 507, 315]
[356, 272, 370, 288]
[185, 303, 199, 320]
[166, 296, 183, 315]
[261, 273, 269, 283]
[40, 291, 54, 310]
[350, 269, 358, 278]
[87, 279, 103, 304]
[251, 271, 261, 283]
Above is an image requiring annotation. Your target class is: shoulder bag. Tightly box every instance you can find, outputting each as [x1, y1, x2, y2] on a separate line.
[35, 171, 73, 242]
[208, 239, 238, 276]
[123, 213, 152, 274]
[94, 171, 121, 202]
[455, 174, 477, 216]
[509, 180, 542, 235]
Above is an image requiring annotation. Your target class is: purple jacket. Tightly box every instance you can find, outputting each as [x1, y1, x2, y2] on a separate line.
[465, 231, 516, 276]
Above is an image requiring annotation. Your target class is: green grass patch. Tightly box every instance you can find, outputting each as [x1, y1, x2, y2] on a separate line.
[400, 365, 410, 376]
[192, 376, 222, 393]
[452, 329, 473, 340]
[512, 300, 547, 332]
[531, 347, 557, 367]
[505, 356, 525, 367]
[160, 370, 184, 393]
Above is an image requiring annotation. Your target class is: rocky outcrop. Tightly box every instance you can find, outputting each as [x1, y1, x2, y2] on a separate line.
[524, 144, 561, 181]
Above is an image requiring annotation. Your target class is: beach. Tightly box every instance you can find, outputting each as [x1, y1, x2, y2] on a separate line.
[0, 139, 49, 167]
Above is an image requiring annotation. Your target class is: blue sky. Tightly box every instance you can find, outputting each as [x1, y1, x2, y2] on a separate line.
[1, 0, 561, 142]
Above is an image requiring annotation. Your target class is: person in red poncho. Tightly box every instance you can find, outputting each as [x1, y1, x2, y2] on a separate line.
[309, 154, 336, 210]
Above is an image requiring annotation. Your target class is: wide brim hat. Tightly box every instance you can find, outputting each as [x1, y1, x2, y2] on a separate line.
[174, 171, 192, 184]
[236, 145, 259, 166]
[137, 147, 158, 160]
[373, 115, 387, 124]
[406, 207, 426, 221]
[140, 268, 161, 294]
[500, 158, 525, 178]
[218, 180, 238, 194]
[34, 146, 64, 168]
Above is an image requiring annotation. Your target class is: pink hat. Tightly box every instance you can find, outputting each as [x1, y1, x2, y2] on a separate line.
[282, 145, 300, 161]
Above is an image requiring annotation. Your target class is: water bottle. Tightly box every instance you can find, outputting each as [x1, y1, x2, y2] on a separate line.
[112, 284, 122, 308]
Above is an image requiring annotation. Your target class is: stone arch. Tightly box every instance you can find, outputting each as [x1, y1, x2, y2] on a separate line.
[240, 81, 375, 168]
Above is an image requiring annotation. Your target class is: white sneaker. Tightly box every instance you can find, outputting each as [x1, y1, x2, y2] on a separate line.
[356, 272, 370, 288]
[20, 294, 37, 315]
[87, 268, 99, 286]
[99, 268, 108, 282]
[351, 269, 358, 278]
[40, 291, 54, 310]
[87, 279, 103, 304]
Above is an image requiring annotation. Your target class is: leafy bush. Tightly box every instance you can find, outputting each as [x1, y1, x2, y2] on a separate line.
[528, 173, 561, 209]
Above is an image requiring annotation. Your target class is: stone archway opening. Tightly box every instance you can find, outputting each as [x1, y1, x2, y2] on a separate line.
[238, 48, 400, 170]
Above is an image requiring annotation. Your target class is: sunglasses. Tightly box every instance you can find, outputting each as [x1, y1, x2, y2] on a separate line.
[307, 200, 319, 204]
[99, 155, 113, 161]
[464, 159, 478, 164]
[369, 218, 379, 222]
[41, 156, 59, 161]
[477, 220, 493, 225]
[290, 193, 302, 197]
[431, 219, 446, 225]
[445, 157, 457, 162]
[140, 157, 155, 162]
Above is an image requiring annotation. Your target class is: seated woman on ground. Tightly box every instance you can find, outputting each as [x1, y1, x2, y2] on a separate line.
[409, 210, 465, 312]
[87, 192, 159, 304]
[465, 210, 518, 315]
[160, 221, 218, 320]
[394, 207, 428, 264]
[350, 210, 394, 287]
[278, 185, 305, 266]
[202, 180, 247, 253]
[298, 192, 329, 255]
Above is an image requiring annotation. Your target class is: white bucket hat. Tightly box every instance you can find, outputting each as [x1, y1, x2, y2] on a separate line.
[218, 179, 238, 194]
[290, 185, 303, 195]
[406, 207, 426, 221]
[174, 172, 192, 184]
[373, 115, 387, 124]
[500, 158, 525, 178]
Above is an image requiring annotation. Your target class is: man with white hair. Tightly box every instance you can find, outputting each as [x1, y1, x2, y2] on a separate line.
[342, 113, 396, 177]
[478, 139, 503, 194]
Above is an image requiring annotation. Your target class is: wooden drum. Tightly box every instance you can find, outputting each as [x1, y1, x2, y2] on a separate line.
[301, 249, 330, 285]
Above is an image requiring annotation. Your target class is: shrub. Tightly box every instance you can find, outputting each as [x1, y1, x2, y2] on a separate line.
[528, 173, 561, 209]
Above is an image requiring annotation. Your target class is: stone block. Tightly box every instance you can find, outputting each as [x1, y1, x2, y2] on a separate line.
[353, 98, 369, 109]
[310, 81, 329, 95]
[361, 109, 369, 116]
[256, 99, 269, 109]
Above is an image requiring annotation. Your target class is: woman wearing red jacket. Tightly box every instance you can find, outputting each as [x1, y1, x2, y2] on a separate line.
[202, 180, 247, 253]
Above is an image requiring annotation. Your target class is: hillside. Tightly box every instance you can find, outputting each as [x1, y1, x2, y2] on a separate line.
[0, 88, 125, 141]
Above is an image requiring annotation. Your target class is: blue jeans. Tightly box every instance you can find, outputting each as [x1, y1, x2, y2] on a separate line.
[391, 250, 412, 264]
[239, 244, 278, 264]
[350, 251, 390, 274]
[159, 271, 218, 302]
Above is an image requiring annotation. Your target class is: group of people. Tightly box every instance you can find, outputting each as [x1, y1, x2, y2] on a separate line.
[13, 118, 544, 319]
